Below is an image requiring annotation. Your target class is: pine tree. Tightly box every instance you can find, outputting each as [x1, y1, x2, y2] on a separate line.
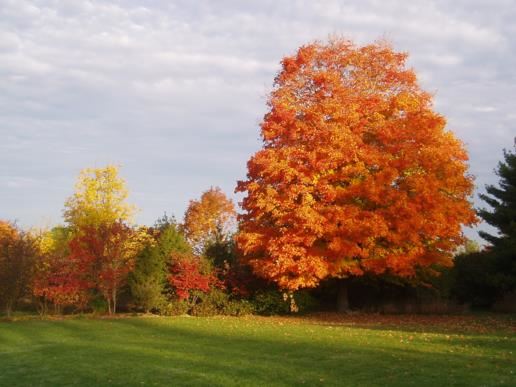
[129, 215, 190, 312]
[478, 146, 516, 247]
[474, 144, 516, 299]
[129, 243, 165, 313]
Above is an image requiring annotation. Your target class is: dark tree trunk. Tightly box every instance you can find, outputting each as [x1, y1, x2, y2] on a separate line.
[337, 280, 350, 313]
[113, 288, 117, 315]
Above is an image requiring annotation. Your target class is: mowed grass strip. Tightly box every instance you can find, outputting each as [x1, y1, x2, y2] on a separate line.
[0, 315, 514, 386]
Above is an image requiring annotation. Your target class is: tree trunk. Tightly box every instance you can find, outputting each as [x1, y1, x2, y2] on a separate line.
[5, 304, 12, 318]
[336, 280, 350, 313]
[112, 288, 117, 315]
[38, 297, 48, 316]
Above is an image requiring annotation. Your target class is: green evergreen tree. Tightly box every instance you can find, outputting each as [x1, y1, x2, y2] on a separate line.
[204, 235, 236, 269]
[129, 215, 191, 312]
[155, 214, 191, 259]
[478, 146, 516, 247]
[476, 145, 516, 296]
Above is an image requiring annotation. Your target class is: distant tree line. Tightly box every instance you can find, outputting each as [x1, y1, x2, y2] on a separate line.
[1, 149, 514, 317]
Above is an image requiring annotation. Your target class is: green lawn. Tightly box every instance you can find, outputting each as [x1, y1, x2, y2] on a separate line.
[0, 314, 514, 386]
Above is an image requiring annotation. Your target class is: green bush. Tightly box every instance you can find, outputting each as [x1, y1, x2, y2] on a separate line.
[189, 289, 255, 317]
[451, 252, 502, 308]
[223, 299, 254, 316]
[190, 302, 217, 317]
[190, 290, 226, 316]
[252, 290, 290, 315]
[159, 300, 189, 316]
[293, 290, 318, 313]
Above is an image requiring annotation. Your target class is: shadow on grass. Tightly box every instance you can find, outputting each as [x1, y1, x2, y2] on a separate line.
[275, 312, 516, 336]
[0, 317, 514, 386]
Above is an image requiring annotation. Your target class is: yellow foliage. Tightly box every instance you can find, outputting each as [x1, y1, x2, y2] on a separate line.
[64, 165, 136, 229]
[37, 230, 55, 255]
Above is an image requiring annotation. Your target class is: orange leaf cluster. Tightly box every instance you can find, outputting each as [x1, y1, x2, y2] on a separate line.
[183, 187, 236, 253]
[0, 220, 18, 245]
[236, 39, 477, 291]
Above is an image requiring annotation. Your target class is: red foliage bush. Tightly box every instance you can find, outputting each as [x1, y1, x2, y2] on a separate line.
[168, 253, 217, 302]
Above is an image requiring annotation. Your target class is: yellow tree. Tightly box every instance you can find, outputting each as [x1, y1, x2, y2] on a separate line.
[183, 187, 236, 254]
[236, 39, 477, 311]
[62, 165, 141, 313]
[64, 165, 136, 229]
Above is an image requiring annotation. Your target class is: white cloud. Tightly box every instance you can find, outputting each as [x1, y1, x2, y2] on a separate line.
[4, 177, 41, 189]
[0, 0, 514, 243]
[424, 54, 463, 66]
[473, 106, 497, 113]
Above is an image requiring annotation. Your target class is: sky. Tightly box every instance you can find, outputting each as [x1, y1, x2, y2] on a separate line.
[1, 0, 515, 241]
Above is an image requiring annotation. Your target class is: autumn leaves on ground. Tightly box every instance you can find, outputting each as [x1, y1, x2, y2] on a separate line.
[1, 39, 515, 386]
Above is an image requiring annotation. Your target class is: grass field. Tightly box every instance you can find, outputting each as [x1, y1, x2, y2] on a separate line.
[0, 314, 514, 386]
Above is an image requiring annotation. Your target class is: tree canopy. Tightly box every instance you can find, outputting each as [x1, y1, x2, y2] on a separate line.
[64, 165, 136, 229]
[183, 187, 236, 254]
[0, 222, 37, 316]
[236, 38, 477, 291]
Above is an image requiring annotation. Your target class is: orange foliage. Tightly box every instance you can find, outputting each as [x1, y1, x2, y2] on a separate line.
[32, 252, 90, 311]
[183, 187, 236, 253]
[0, 220, 18, 244]
[236, 39, 477, 291]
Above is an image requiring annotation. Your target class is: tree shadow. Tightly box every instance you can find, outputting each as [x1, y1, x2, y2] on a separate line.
[276, 312, 516, 336]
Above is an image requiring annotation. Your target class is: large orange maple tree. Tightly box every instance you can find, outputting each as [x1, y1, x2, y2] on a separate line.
[236, 39, 477, 299]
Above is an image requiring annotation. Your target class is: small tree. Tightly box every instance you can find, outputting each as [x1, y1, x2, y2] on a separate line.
[64, 165, 136, 229]
[0, 221, 37, 317]
[32, 253, 89, 314]
[168, 252, 217, 306]
[69, 222, 148, 314]
[129, 216, 191, 312]
[128, 243, 164, 313]
[61, 165, 142, 314]
[32, 226, 85, 314]
[183, 187, 236, 254]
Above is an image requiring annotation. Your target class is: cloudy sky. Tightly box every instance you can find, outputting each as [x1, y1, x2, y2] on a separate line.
[1, 0, 515, 241]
